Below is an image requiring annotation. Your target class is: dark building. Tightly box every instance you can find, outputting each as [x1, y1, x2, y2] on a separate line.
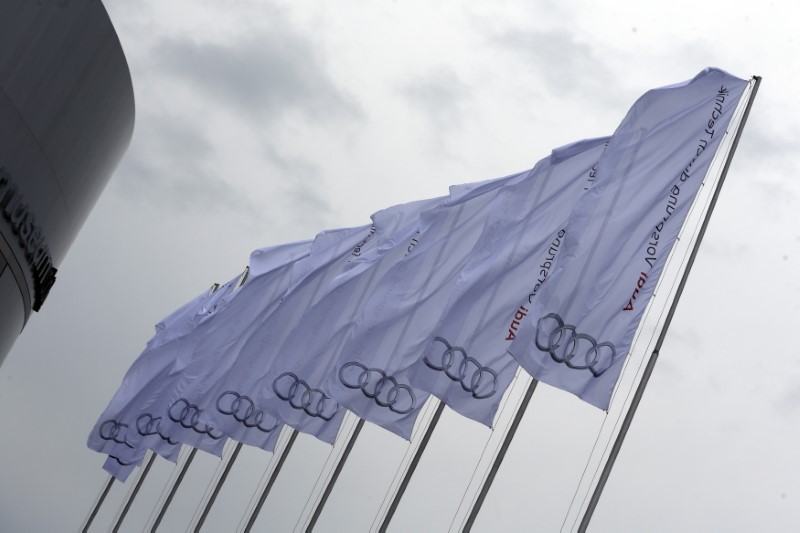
[0, 0, 134, 364]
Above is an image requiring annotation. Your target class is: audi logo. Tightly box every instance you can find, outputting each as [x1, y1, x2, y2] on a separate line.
[272, 373, 338, 421]
[534, 313, 619, 377]
[136, 414, 178, 445]
[424, 337, 498, 399]
[216, 391, 280, 433]
[99, 420, 134, 449]
[338, 362, 416, 414]
[168, 399, 224, 440]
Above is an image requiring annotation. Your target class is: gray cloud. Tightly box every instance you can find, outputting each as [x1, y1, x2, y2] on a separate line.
[153, 29, 361, 127]
[489, 29, 624, 107]
[775, 383, 800, 416]
[263, 144, 334, 230]
[735, 128, 800, 214]
[111, 112, 261, 217]
[401, 68, 469, 131]
[739, 117, 800, 162]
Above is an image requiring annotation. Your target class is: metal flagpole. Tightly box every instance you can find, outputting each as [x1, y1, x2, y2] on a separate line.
[149, 447, 198, 532]
[377, 400, 446, 532]
[267, 226, 455, 531]
[191, 441, 243, 532]
[243, 428, 300, 532]
[297, 204, 475, 531]
[82, 279, 225, 532]
[379, 171, 559, 531]
[451, 75, 761, 533]
[305, 418, 366, 531]
[81, 475, 115, 532]
[444, 368, 532, 532]
[377, 164, 558, 531]
[110, 450, 157, 532]
[577, 75, 761, 532]
[290, 412, 360, 530]
[294, 395, 441, 531]
[462, 378, 537, 532]
[182, 268, 253, 532]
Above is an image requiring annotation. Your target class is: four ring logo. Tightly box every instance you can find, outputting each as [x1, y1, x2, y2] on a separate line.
[168, 399, 224, 440]
[338, 362, 416, 414]
[99, 420, 134, 449]
[272, 373, 338, 421]
[136, 413, 178, 444]
[136, 414, 178, 445]
[217, 391, 280, 432]
[534, 313, 618, 377]
[424, 337, 498, 399]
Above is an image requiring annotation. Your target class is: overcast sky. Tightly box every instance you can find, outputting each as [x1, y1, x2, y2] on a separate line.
[1, 0, 799, 531]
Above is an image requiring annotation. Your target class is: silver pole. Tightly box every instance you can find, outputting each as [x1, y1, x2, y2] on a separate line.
[462, 379, 537, 532]
[192, 442, 243, 532]
[150, 447, 198, 532]
[187, 269, 252, 531]
[378, 400, 446, 532]
[243, 428, 300, 532]
[81, 475, 115, 532]
[578, 75, 761, 531]
[111, 451, 157, 532]
[305, 418, 366, 532]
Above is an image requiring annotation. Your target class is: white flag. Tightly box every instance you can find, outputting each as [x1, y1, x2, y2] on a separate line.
[165, 224, 375, 450]
[408, 137, 610, 427]
[88, 241, 311, 471]
[86, 278, 237, 465]
[323, 170, 532, 438]
[255, 197, 444, 443]
[509, 68, 749, 409]
[137, 239, 314, 456]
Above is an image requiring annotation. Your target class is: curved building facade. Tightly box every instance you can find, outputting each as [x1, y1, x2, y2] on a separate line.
[0, 0, 134, 364]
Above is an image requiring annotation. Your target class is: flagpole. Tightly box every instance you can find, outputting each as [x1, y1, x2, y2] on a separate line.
[180, 269, 253, 531]
[305, 418, 366, 531]
[462, 378, 537, 532]
[81, 475, 115, 533]
[191, 441, 243, 532]
[149, 447, 197, 532]
[266, 226, 450, 531]
[111, 450, 157, 532]
[578, 74, 761, 532]
[377, 400, 446, 532]
[243, 428, 300, 532]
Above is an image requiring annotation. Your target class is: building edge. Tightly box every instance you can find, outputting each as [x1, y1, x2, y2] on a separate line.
[0, 0, 135, 365]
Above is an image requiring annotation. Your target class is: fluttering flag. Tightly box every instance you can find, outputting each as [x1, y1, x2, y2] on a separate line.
[167, 223, 377, 449]
[255, 197, 445, 443]
[88, 241, 312, 476]
[174, 199, 442, 447]
[150, 239, 317, 455]
[508, 67, 748, 409]
[87, 278, 239, 479]
[408, 137, 610, 427]
[322, 170, 533, 438]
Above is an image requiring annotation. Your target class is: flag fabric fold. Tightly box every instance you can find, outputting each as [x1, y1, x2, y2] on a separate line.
[87, 276, 239, 466]
[408, 137, 610, 426]
[165, 223, 377, 449]
[87, 240, 313, 475]
[322, 169, 533, 438]
[254, 197, 445, 443]
[508, 67, 748, 409]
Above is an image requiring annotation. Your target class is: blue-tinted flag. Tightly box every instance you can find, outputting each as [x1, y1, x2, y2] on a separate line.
[509, 68, 749, 409]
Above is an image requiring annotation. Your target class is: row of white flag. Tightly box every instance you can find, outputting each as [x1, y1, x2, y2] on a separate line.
[89, 68, 748, 481]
